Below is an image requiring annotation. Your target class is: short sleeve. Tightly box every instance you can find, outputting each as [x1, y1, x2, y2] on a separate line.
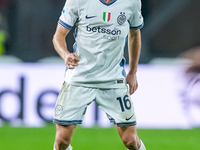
[129, 0, 144, 30]
[58, 0, 79, 30]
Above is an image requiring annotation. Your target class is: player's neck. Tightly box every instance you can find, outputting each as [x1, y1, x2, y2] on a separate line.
[103, 0, 112, 4]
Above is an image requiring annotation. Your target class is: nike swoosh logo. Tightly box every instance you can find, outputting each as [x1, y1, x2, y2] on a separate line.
[125, 115, 134, 121]
[85, 15, 97, 19]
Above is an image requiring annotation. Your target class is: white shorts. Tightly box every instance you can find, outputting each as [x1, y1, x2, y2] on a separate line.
[53, 82, 137, 127]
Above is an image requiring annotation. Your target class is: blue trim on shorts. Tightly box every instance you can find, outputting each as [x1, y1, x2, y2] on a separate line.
[117, 121, 137, 127]
[109, 118, 115, 123]
[53, 119, 82, 125]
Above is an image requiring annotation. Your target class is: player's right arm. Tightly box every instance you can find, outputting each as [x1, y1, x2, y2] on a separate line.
[53, 24, 79, 69]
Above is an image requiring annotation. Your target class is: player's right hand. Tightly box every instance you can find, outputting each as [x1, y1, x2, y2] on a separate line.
[64, 53, 79, 69]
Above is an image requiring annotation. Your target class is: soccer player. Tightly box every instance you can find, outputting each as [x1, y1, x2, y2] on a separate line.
[52, 0, 146, 150]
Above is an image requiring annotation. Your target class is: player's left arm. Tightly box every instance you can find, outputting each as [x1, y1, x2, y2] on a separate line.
[126, 29, 141, 95]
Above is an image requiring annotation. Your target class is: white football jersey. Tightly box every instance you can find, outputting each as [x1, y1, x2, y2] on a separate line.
[59, 0, 144, 88]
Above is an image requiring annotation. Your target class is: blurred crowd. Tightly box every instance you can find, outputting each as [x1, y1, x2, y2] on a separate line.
[0, 0, 9, 55]
[0, 0, 16, 55]
[0, 0, 200, 64]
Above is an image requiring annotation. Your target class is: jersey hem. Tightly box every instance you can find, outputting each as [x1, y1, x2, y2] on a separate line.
[65, 80, 127, 89]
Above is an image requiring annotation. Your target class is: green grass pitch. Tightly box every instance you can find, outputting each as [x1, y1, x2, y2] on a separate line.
[0, 124, 200, 150]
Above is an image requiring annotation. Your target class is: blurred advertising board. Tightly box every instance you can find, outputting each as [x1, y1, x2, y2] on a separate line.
[0, 63, 199, 128]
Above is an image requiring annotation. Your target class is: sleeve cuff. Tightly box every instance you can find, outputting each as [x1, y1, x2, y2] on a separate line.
[130, 22, 144, 30]
[58, 19, 73, 30]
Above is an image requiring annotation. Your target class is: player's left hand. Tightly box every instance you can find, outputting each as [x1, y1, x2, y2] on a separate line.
[126, 72, 138, 95]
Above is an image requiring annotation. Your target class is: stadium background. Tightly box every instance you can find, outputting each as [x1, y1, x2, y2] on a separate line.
[1, 0, 200, 150]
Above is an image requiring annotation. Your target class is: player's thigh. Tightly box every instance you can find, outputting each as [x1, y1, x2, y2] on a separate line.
[53, 82, 95, 125]
[96, 87, 136, 126]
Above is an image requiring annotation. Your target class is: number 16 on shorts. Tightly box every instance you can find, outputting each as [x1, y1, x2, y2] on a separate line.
[116, 95, 132, 112]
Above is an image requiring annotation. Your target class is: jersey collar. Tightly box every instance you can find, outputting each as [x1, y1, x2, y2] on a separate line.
[99, 0, 117, 6]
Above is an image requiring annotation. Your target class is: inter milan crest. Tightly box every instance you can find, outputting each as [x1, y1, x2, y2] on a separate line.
[117, 12, 126, 25]
[55, 105, 63, 116]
